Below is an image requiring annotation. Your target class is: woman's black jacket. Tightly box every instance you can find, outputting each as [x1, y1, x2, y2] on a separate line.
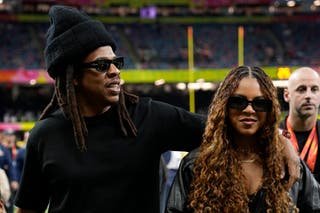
[166, 148, 320, 213]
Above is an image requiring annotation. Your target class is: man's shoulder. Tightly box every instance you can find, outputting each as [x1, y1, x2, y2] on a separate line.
[131, 97, 178, 115]
[135, 97, 173, 107]
[26, 110, 70, 147]
[136, 97, 152, 105]
[31, 109, 69, 134]
[38, 109, 66, 123]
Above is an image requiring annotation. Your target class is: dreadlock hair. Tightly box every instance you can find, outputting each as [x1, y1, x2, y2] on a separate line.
[188, 66, 298, 212]
[39, 65, 138, 152]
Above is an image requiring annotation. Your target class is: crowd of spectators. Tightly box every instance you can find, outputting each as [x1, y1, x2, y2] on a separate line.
[1, 22, 320, 70]
[0, 131, 27, 213]
[0, 21, 319, 122]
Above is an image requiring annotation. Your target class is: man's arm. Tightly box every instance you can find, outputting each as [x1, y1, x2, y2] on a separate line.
[280, 134, 300, 189]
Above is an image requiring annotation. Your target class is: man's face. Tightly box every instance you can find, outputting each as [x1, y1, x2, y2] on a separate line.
[75, 46, 122, 109]
[284, 69, 320, 120]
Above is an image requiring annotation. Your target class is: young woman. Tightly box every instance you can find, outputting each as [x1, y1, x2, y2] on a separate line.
[166, 66, 320, 212]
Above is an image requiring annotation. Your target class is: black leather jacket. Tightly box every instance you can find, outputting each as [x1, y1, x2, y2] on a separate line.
[166, 148, 320, 213]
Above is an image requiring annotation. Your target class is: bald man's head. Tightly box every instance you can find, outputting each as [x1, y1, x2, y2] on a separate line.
[284, 67, 320, 121]
[287, 67, 320, 90]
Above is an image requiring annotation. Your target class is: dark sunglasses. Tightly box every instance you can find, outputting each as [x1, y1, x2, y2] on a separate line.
[227, 96, 272, 112]
[82, 56, 124, 72]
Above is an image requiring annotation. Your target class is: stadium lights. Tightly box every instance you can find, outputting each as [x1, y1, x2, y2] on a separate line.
[154, 79, 165, 86]
[287, 0, 296, 7]
[272, 80, 288, 88]
[29, 79, 37, 85]
[277, 67, 291, 79]
[273, 0, 301, 7]
[187, 82, 216, 91]
[196, 78, 205, 83]
[314, 0, 320, 6]
[176, 83, 186, 90]
[227, 6, 235, 14]
[200, 82, 215, 91]
[268, 5, 276, 13]
[188, 83, 201, 90]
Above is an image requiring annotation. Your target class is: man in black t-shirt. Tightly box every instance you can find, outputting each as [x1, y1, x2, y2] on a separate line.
[14, 5, 206, 213]
[281, 67, 320, 182]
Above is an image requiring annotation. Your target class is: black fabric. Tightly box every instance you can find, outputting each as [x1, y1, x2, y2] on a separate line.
[280, 118, 320, 183]
[166, 149, 320, 213]
[289, 160, 320, 212]
[44, 5, 116, 78]
[248, 190, 266, 213]
[294, 130, 311, 151]
[15, 97, 206, 213]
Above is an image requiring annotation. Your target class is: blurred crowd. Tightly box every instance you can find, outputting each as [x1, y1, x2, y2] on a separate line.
[0, 22, 320, 70]
[0, 131, 27, 213]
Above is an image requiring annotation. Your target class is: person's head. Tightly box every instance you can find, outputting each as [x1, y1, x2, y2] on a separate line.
[227, 75, 272, 140]
[204, 66, 280, 147]
[284, 67, 320, 120]
[189, 66, 294, 211]
[41, 5, 138, 151]
[44, 5, 121, 108]
[74, 46, 123, 111]
[1, 131, 16, 149]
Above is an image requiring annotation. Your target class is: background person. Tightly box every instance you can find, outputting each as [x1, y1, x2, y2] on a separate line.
[281, 67, 320, 182]
[0, 168, 10, 213]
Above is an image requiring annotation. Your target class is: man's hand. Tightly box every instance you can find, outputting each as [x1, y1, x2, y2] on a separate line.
[280, 134, 300, 189]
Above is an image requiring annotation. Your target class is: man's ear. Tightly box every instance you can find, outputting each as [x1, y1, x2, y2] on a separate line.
[283, 88, 290, 103]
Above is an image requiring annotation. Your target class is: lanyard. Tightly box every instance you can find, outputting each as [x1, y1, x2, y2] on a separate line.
[286, 118, 318, 172]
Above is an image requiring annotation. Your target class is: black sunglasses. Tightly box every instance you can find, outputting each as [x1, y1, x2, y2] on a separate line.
[227, 95, 272, 112]
[82, 56, 124, 72]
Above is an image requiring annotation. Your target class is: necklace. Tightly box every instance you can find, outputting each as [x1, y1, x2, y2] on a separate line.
[239, 152, 260, 164]
[235, 146, 261, 164]
[241, 158, 256, 163]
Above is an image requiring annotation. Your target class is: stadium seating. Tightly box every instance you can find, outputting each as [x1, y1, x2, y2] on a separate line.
[0, 22, 319, 70]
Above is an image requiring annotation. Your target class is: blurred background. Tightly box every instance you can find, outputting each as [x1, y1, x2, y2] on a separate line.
[0, 0, 320, 145]
[1, 1, 320, 212]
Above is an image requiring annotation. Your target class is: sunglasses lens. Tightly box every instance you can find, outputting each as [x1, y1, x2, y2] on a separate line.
[228, 96, 248, 111]
[97, 60, 111, 72]
[252, 99, 272, 112]
[228, 96, 272, 112]
[82, 57, 124, 72]
[113, 57, 124, 69]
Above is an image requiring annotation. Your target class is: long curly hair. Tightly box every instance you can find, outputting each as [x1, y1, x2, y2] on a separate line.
[188, 66, 297, 212]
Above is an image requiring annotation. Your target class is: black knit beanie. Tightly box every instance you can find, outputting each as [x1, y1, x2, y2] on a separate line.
[44, 5, 117, 78]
